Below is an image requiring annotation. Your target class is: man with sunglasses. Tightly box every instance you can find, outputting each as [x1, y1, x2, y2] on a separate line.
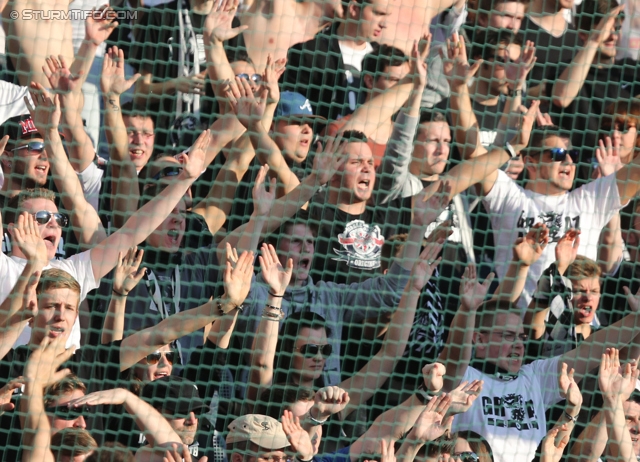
[549, 0, 640, 180]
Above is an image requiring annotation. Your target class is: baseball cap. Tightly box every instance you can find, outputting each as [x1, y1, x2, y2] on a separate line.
[227, 414, 290, 450]
[1, 115, 63, 149]
[275, 92, 326, 124]
[141, 376, 208, 417]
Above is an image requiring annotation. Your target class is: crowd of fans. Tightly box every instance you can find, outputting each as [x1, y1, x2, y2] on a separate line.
[1, 0, 640, 460]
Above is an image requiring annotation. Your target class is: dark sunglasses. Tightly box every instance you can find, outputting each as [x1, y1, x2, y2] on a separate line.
[236, 73, 263, 84]
[544, 148, 579, 164]
[455, 452, 479, 462]
[152, 166, 183, 181]
[46, 405, 91, 420]
[145, 351, 177, 365]
[296, 344, 333, 358]
[33, 210, 69, 227]
[12, 141, 45, 153]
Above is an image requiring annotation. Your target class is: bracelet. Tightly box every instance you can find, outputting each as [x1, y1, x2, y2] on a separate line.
[262, 310, 283, 321]
[505, 141, 518, 159]
[415, 382, 438, 405]
[265, 304, 282, 312]
[215, 298, 244, 316]
[268, 291, 284, 298]
[261, 316, 281, 322]
[509, 88, 523, 97]
[308, 414, 327, 426]
[112, 289, 127, 297]
[564, 410, 577, 423]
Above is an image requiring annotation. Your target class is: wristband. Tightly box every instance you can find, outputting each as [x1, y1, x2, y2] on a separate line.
[262, 310, 283, 321]
[415, 382, 438, 405]
[564, 410, 577, 423]
[265, 304, 282, 312]
[505, 141, 518, 159]
[216, 298, 244, 315]
[112, 289, 127, 297]
[268, 291, 284, 298]
[295, 457, 313, 462]
[509, 88, 523, 97]
[307, 408, 328, 426]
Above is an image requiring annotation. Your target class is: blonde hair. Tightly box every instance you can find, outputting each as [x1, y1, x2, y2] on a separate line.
[36, 268, 81, 297]
[566, 255, 601, 282]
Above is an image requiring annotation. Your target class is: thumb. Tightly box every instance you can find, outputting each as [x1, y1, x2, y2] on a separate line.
[468, 59, 483, 77]
[127, 74, 142, 85]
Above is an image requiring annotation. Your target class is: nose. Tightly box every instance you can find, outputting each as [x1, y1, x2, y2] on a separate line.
[74, 416, 87, 429]
[184, 412, 197, 425]
[158, 354, 171, 368]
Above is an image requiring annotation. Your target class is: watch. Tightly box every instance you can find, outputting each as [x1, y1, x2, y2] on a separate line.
[505, 141, 518, 159]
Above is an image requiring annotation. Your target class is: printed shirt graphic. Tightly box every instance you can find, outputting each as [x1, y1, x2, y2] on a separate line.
[333, 219, 385, 270]
[483, 170, 623, 312]
[452, 357, 562, 462]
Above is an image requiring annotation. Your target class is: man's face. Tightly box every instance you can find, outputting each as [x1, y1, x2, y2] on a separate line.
[352, 0, 391, 41]
[413, 122, 452, 176]
[291, 327, 329, 383]
[245, 448, 290, 462]
[277, 224, 315, 286]
[475, 313, 526, 374]
[571, 277, 601, 325]
[8, 137, 49, 188]
[624, 400, 640, 456]
[33, 287, 80, 345]
[480, 43, 522, 95]
[136, 344, 174, 382]
[124, 115, 155, 171]
[273, 120, 313, 164]
[597, 20, 622, 59]
[527, 135, 576, 194]
[147, 200, 187, 253]
[164, 411, 198, 445]
[16, 198, 63, 260]
[486, 2, 526, 32]
[371, 62, 410, 94]
[48, 389, 87, 434]
[331, 141, 375, 204]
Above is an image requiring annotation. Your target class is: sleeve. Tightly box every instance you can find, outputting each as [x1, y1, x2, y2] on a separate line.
[482, 169, 526, 216]
[0, 82, 31, 126]
[69, 249, 100, 300]
[575, 173, 624, 217]
[377, 112, 420, 204]
[76, 162, 104, 213]
[530, 356, 563, 408]
[338, 262, 411, 323]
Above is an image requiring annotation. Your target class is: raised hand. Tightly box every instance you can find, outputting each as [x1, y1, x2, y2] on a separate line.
[623, 285, 640, 313]
[312, 135, 348, 185]
[422, 362, 446, 392]
[113, 247, 146, 296]
[313, 386, 350, 417]
[43, 55, 83, 94]
[253, 164, 277, 217]
[448, 379, 483, 415]
[259, 243, 292, 297]
[459, 264, 495, 311]
[599, 348, 640, 403]
[410, 33, 431, 90]
[413, 180, 452, 229]
[203, 0, 248, 45]
[508, 100, 540, 153]
[263, 54, 287, 104]
[595, 135, 623, 178]
[85, 5, 119, 46]
[68, 388, 130, 407]
[558, 363, 582, 412]
[24, 82, 61, 134]
[555, 229, 580, 275]
[540, 424, 570, 462]
[180, 129, 210, 180]
[223, 249, 255, 308]
[101, 46, 141, 96]
[0, 378, 25, 414]
[281, 410, 314, 461]
[162, 443, 209, 462]
[589, 4, 625, 46]
[227, 77, 268, 128]
[506, 40, 536, 88]
[12, 213, 48, 267]
[410, 394, 453, 442]
[442, 32, 482, 90]
[24, 335, 74, 387]
[410, 238, 445, 291]
[512, 223, 549, 267]
[175, 71, 207, 95]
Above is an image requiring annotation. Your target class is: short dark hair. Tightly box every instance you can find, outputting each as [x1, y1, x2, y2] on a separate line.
[577, 0, 622, 33]
[470, 28, 523, 61]
[263, 209, 318, 249]
[526, 126, 572, 158]
[362, 44, 408, 88]
[341, 130, 368, 144]
[474, 299, 518, 329]
[419, 110, 448, 125]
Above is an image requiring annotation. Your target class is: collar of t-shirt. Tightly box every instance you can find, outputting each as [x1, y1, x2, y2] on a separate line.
[338, 41, 374, 72]
[470, 358, 519, 382]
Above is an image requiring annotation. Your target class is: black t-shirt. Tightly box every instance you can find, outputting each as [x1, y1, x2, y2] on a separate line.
[129, 0, 216, 153]
[519, 16, 579, 88]
[547, 59, 640, 168]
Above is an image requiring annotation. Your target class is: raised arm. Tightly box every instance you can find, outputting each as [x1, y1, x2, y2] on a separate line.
[119, 249, 254, 371]
[26, 83, 107, 248]
[90, 130, 208, 281]
[551, 6, 623, 109]
[68, 388, 181, 447]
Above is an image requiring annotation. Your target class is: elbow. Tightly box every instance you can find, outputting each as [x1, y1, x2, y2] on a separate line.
[551, 94, 571, 109]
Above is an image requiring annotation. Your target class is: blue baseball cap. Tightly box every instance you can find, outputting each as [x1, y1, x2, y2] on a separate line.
[275, 92, 326, 123]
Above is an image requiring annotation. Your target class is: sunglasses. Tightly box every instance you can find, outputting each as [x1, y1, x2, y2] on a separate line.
[236, 73, 263, 84]
[454, 452, 479, 462]
[145, 351, 177, 365]
[152, 166, 183, 181]
[544, 148, 579, 164]
[33, 210, 69, 227]
[295, 344, 333, 358]
[12, 141, 45, 153]
[46, 405, 91, 421]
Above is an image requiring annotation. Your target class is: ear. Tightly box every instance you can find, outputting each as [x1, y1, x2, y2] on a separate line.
[363, 74, 374, 90]
[230, 452, 244, 462]
[348, 1, 361, 18]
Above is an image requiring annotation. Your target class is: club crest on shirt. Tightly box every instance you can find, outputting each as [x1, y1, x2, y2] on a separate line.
[516, 210, 581, 242]
[333, 220, 384, 270]
[482, 393, 539, 431]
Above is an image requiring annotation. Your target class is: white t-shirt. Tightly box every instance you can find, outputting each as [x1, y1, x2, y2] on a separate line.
[338, 41, 374, 72]
[484, 170, 623, 311]
[452, 357, 562, 462]
[0, 250, 98, 347]
[77, 162, 104, 212]
[0, 81, 31, 126]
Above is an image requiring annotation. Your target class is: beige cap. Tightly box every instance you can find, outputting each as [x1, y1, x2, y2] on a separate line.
[227, 414, 291, 450]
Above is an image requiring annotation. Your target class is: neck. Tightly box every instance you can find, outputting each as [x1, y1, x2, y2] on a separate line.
[525, 180, 568, 196]
[336, 22, 366, 48]
[338, 201, 367, 215]
[575, 323, 592, 338]
[409, 162, 440, 182]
